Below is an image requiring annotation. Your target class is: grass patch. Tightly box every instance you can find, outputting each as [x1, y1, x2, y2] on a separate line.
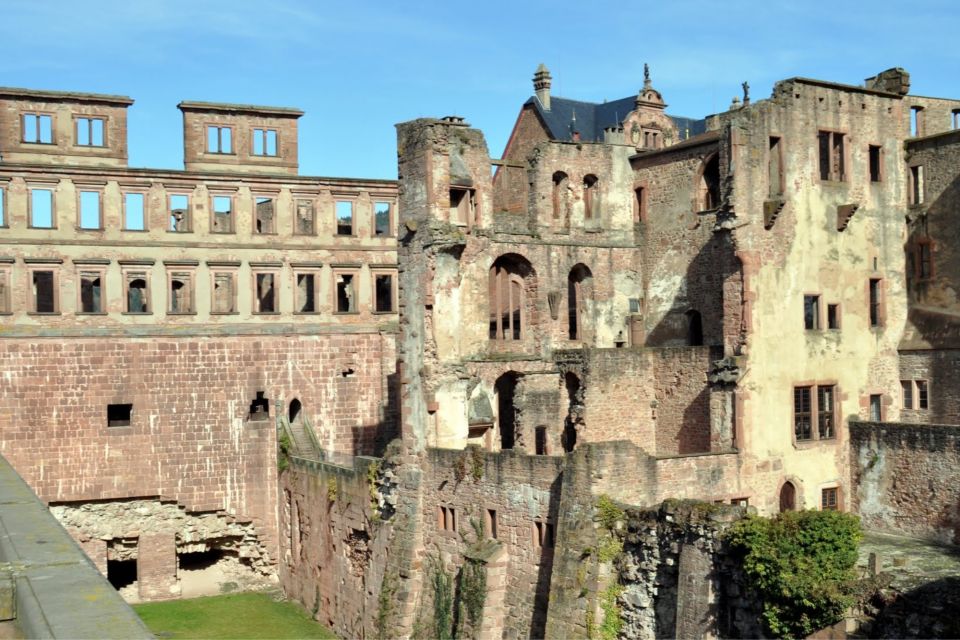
[133, 592, 337, 639]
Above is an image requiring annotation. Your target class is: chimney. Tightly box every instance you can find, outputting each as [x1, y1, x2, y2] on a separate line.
[533, 63, 552, 111]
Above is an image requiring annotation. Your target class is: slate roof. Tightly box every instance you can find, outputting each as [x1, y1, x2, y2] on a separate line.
[524, 95, 706, 143]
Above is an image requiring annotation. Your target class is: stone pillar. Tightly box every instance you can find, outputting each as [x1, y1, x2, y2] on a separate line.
[477, 546, 509, 640]
[675, 543, 717, 639]
[76, 534, 108, 576]
[137, 533, 180, 600]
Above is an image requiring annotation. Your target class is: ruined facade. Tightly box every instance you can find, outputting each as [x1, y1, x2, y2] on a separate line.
[3, 63, 960, 638]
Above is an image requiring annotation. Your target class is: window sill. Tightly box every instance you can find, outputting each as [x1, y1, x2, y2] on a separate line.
[122, 311, 153, 315]
[253, 312, 280, 316]
[372, 310, 396, 315]
[373, 233, 396, 239]
[211, 311, 239, 316]
[122, 228, 149, 233]
[28, 226, 57, 231]
[167, 311, 197, 316]
[210, 231, 236, 235]
[76, 312, 108, 316]
[293, 232, 317, 237]
[77, 228, 104, 232]
[253, 232, 279, 236]
[793, 437, 837, 449]
[335, 233, 356, 238]
[106, 426, 134, 435]
[334, 311, 360, 316]
[21, 141, 56, 146]
[166, 230, 193, 234]
[28, 311, 61, 316]
[73, 144, 108, 149]
[294, 311, 320, 315]
[819, 179, 848, 186]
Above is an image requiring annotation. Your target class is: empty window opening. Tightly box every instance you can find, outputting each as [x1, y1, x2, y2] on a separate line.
[106, 559, 137, 592]
[485, 509, 498, 539]
[917, 380, 929, 410]
[80, 271, 102, 313]
[495, 372, 519, 450]
[23, 113, 52, 144]
[779, 481, 797, 512]
[869, 279, 882, 327]
[252, 128, 278, 156]
[552, 172, 569, 220]
[821, 487, 839, 511]
[296, 273, 316, 313]
[686, 309, 703, 346]
[698, 155, 721, 210]
[534, 521, 555, 549]
[126, 275, 148, 313]
[79, 191, 101, 229]
[450, 187, 477, 226]
[818, 131, 845, 182]
[212, 195, 233, 233]
[634, 185, 646, 223]
[583, 174, 598, 219]
[563, 372, 581, 453]
[107, 403, 132, 427]
[910, 106, 924, 137]
[910, 165, 924, 205]
[255, 273, 276, 313]
[804, 295, 820, 330]
[76, 117, 105, 147]
[953, 109, 960, 130]
[295, 199, 315, 235]
[212, 273, 235, 314]
[489, 255, 533, 341]
[901, 380, 914, 410]
[568, 265, 592, 341]
[868, 145, 882, 182]
[374, 201, 392, 236]
[336, 273, 356, 313]
[169, 273, 193, 313]
[254, 197, 275, 234]
[0, 272, 9, 314]
[0, 186, 5, 227]
[249, 392, 269, 420]
[869, 394, 882, 421]
[827, 304, 840, 330]
[32, 271, 56, 313]
[206, 125, 232, 154]
[768, 137, 784, 197]
[918, 242, 932, 279]
[289, 398, 302, 424]
[336, 201, 353, 235]
[375, 274, 394, 313]
[535, 426, 547, 455]
[439, 506, 457, 532]
[124, 193, 145, 231]
[169, 194, 190, 232]
[30, 188, 54, 228]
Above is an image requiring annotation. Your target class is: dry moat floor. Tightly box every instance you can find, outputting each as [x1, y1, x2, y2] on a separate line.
[133, 591, 337, 639]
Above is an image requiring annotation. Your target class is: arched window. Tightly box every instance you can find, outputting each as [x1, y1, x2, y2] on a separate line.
[552, 171, 569, 219]
[779, 481, 797, 512]
[697, 154, 720, 211]
[289, 398, 302, 424]
[568, 264, 593, 341]
[489, 255, 535, 341]
[583, 174, 598, 219]
[686, 309, 703, 346]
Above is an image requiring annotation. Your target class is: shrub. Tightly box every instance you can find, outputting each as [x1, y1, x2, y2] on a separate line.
[727, 510, 862, 639]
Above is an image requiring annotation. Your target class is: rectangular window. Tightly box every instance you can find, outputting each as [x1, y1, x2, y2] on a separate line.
[827, 304, 840, 330]
[821, 487, 839, 511]
[953, 109, 960, 130]
[901, 380, 914, 410]
[817, 385, 835, 439]
[768, 136, 783, 197]
[0, 186, 5, 227]
[76, 117, 105, 147]
[295, 273, 316, 313]
[124, 271, 150, 313]
[817, 131, 845, 182]
[254, 272, 278, 313]
[168, 271, 194, 314]
[910, 165, 924, 205]
[869, 278, 882, 328]
[485, 509, 498, 539]
[439, 506, 457, 532]
[374, 201, 393, 236]
[910, 106, 924, 137]
[295, 198, 315, 235]
[450, 187, 476, 225]
[79, 270, 104, 313]
[79, 191, 101, 230]
[868, 145, 882, 182]
[254, 197, 275, 234]
[0, 270, 9, 314]
[206, 125, 232, 154]
[107, 403, 132, 428]
[917, 380, 929, 410]
[803, 295, 820, 330]
[211, 272, 236, 314]
[252, 129, 278, 156]
[534, 521, 555, 549]
[335, 272, 357, 313]
[31, 270, 58, 313]
[535, 426, 547, 455]
[374, 273, 394, 313]
[336, 201, 353, 236]
[918, 242, 932, 280]
[123, 193, 146, 231]
[30, 188, 54, 228]
[634, 186, 647, 223]
[211, 195, 234, 233]
[794, 386, 812, 441]
[22, 113, 53, 144]
[869, 394, 882, 421]
[169, 194, 191, 232]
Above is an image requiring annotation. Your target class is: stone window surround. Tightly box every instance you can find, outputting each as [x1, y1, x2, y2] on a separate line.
[914, 238, 934, 281]
[72, 115, 108, 148]
[768, 134, 785, 197]
[820, 485, 841, 511]
[791, 380, 839, 446]
[0, 181, 7, 228]
[372, 197, 395, 238]
[332, 265, 360, 315]
[826, 302, 842, 331]
[120, 260, 154, 315]
[292, 193, 318, 236]
[633, 181, 648, 223]
[204, 124, 235, 155]
[167, 190, 193, 233]
[251, 127, 279, 157]
[76, 184, 105, 231]
[867, 276, 885, 329]
[867, 142, 884, 183]
[817, 129, 848, 183]
[0, 259, 12, 315]
[208, 261, 240, 315]
[252, 192, 279, 235]
[164, 261, 198, 315]
[901, 378, 930, 411]
[120, 188, 149, 232]
[74, 259, 109, 315]
[803, 292, 821, 331]
[25, 258, 62, 315]
[291, 263, 323, 315]
[370, 267, 397, 314]
[251, 263, 282, 315]
[21, 111, 55, 145]
[908, 163, 924, 206]
[28, 183, 58, 229]
[209, 191, 236, 235]
[533, 519, 555, 549]
[334, 197, 356, 237]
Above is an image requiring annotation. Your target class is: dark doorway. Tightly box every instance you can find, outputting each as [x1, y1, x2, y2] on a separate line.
[562, 372, 581, 453]
[535, 426, 547, 455]
[107, 559, 137, 591]
[686, 310, 703, 346]
[495, 373, 519, 450]
[289, 398, 302, 423]
[179, 548, 223, 572]
[779, 481, 797, 512]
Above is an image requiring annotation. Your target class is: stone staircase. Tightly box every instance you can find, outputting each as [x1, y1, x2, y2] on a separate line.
[280, 415, 322, 460]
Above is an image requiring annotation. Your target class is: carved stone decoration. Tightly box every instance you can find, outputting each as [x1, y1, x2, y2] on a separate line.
[547, 290, 562, 320]
[708, 356, 744, 386]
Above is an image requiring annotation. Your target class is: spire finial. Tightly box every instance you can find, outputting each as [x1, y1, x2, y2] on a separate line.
[644, 63, 651, 88]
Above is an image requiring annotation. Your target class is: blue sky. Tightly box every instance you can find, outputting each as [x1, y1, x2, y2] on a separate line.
[2, 0, 957, 180]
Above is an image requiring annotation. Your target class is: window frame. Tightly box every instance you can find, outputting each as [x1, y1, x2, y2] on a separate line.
[293, 267, 321, 315]
[210, 268, 238, 315]
[335, 199, 355, 237]
[76, 266, 107, 315]
[0, 267, 11, 315]
[817, 130, 847, 183]
[253, 194, 278, 235]
[252, 269, 280, 315]
[803, 294, 821, 331]
[166, 268, 196, 315]
[868, 277, 884, 328]
[28, 186, 57, 229]
[633, 183, 648, 223]
[909, 164, 924, 206]
[28, 267, 60, 314]
[77, 188, 104, 231]
[167, 192, 192, 233]
[916, 239, 933, 281]
[868, 144, 883, 183]
[371, 269, 397, 314]
[0, 183, 7, 228]
[332, 268, 360, 315]
[792, 382, 840, 444]
[373, 199, 395, 238]
[821, 486, 840, 511]
[768, 135, 785, 197]
[122, 190, 148, 232]
[489, 265, 525, 341]
[122, 267, 152, 315]
[533, 520, 555, 549]
[74, 116, 107, 148]
[205, 124, 234, 155]
[293, 195, 317, 236]
[21, 112, 54, 145]
[210, 193, 235, 234]
[251, 128, 279, 157]
[826, 303, 841, 330]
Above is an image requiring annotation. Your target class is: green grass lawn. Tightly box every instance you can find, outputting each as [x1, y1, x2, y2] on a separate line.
[133, 591, 337, 639]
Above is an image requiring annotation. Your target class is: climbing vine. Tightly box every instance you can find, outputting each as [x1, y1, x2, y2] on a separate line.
[469, 446, 484, 482]
[277, 430, 292, 473]
[429, 555, 454, 640]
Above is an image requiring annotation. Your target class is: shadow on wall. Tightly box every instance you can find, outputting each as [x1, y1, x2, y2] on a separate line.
[868, 576, 960, 638]
[529, 471, 563, 638]
[348, 372, 400, 457]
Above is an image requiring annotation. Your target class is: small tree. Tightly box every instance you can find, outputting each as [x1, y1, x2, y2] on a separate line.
[727, 509, 862, 639]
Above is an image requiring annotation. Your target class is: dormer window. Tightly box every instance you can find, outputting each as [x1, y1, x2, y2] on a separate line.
[252, 129, 278, 156]
[22, 113, 53, 144]
[206, 125, 233, 154]
[76, 117, 105, 147]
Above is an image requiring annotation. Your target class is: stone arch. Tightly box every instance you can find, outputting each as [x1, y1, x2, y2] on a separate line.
[288, 398, 302, 424]
[583, 174, 599, 219]
[779, 481, 797, 512]
[489, 254, 537, 341]
[696, 152, 721, 211]
[567, 264, 593, 341]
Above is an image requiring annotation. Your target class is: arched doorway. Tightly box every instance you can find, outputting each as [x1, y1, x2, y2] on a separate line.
[288, 398, 302, 424]
[686, 310, 703, 346]
[779, 481, 797, 512]
[495, 373, 520, 450]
